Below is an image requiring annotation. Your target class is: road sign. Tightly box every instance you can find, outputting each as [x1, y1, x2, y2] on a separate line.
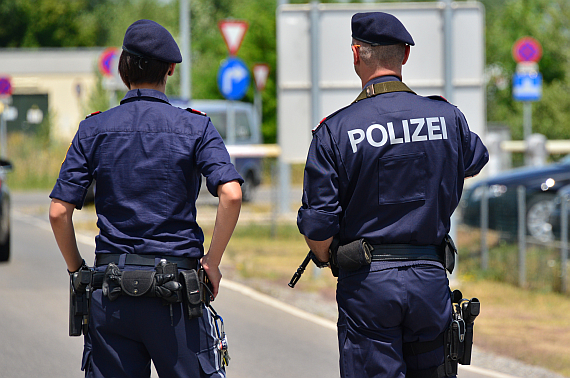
[0, 77, 12, 96]
[218, 20, 248, 56]
[217, 57, 250, 100]
[513, 71, 542, 102]
[98, 47, 119, 77]
[512, 36, 542, 63]
[253, 64, 270, 91]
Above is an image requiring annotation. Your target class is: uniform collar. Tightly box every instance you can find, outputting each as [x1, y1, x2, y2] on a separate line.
[363, 75, 402, 89]
[121, 88, 170, 104]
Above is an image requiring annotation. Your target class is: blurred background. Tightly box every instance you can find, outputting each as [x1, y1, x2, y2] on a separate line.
[1, 0, 570, 377]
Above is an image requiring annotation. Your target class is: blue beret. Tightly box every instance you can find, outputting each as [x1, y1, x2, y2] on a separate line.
[352, 12, 415, 46]
[122, 19, 182, 63]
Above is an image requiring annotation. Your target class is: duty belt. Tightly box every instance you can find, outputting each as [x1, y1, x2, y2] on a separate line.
[369, 244, 445, 264]
[95, 254, 198, 271]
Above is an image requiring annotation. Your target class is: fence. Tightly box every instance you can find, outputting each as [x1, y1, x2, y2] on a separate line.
[461, 184, 569, 294]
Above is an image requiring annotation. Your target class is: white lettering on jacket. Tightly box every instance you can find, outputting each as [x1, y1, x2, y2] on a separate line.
[348, 117, 448, 153]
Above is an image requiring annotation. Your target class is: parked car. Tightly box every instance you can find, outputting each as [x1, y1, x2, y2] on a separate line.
[461, 156, 570, 242]
[0, 159, 13, 262]
[548, 184, 570, 239]
[85, 99, 262, 204]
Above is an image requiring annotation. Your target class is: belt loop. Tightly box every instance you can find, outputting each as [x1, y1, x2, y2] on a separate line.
[118, 254, 127, 269]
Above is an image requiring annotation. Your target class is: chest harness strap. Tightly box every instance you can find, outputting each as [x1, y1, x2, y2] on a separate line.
[352, 80, 416, 103]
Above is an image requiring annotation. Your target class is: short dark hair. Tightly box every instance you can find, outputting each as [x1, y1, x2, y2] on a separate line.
[118, 51, 171, 89]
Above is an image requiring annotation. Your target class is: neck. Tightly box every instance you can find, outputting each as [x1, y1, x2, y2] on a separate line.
[130, 82, 166, 93]
[360, 69, 402, 88]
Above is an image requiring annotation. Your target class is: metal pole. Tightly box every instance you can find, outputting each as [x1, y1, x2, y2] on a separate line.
[310, 1, 320, 129]
[227, 101, 236, 145]
[443, 0, 453, 103]
[517, 185, 527, 288]
[561, 194, 568, 294]
[523, 102, 532, 141]
[278, 158, 291, 214]
[481, 185, 489, 270]
[180, 0, 191, 101]
[0, 113, 6, 159]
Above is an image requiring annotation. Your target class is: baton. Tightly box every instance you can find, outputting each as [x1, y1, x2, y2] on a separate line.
[288, 252, 313, 288]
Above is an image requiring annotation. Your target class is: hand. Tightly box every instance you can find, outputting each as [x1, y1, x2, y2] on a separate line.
[200, 254, 222, 299]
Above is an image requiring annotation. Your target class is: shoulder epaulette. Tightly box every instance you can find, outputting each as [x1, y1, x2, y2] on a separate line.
[85, 111, 101, 119]
[185, 108, 207, 116]
[312, 106, 349, 134]
[427, 95, 448, 102]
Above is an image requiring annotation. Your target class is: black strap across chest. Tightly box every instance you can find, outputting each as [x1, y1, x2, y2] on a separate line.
[352, 81, 416, 103]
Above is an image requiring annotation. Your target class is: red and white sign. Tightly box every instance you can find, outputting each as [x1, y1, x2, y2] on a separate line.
[512, 36, 542, 63]
[253, 64, 270, 91]
[0, 76, 12, 96]
[98, 47, 119, 77]
[218, 20, 249, 56]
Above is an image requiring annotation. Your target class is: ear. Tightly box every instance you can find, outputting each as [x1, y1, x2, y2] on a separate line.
[402, 45, 411, 65]
[352, 45, 360, 66]
[168, 63, 176, 76]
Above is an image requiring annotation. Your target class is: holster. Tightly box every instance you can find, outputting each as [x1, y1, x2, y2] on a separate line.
[69, 268, 93, 337]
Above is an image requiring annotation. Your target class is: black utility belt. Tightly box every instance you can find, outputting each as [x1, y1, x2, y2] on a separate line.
[331, 237, 456, 274]
[95, 253, 198, 271]
[369, 244, 444, 262]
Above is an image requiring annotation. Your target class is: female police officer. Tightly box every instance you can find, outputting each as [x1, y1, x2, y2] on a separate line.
[49, 20, 242, 377]
[297, 12, 488, 378]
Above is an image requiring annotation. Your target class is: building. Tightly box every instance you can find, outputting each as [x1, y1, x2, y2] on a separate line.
[0, 47, 121, 142]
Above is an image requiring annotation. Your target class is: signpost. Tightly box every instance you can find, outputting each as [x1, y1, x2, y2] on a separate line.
[218, 20, 249, 56]
[253, 63, 270, 133]
[512, 36, 543, 150]
[98, 47, 123, 106]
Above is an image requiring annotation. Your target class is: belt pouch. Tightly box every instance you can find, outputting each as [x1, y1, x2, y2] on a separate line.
[120, 271, 155, 297]
[180, 270, 203, 319]
[443, 234, 457, 274]
[102, 263, 123, 301]
[336, 239, 372, 271]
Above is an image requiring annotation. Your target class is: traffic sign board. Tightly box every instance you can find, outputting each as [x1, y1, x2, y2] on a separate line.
[0, 77, 12, 96]
[98, 47, 119, 77]
[512, 36, 542, 63]
[218, 20, 249, 56]
[513, 71, 542, 101]
[217, 57, 250, 100]
[253, 64, 270, 91]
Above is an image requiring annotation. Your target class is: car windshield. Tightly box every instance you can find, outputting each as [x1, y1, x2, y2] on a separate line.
[560, 155, 570, 165]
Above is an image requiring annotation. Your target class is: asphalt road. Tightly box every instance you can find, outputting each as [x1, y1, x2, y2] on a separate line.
[0, 192, 510, 378]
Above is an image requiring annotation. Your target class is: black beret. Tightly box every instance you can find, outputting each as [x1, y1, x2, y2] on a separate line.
[352, 12, 415, 46]
[122, 19, 182, 63]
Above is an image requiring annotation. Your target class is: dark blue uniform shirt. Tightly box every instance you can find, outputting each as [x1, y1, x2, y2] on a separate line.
[50, 88, 243, 259]
[298, 76, 488, 246]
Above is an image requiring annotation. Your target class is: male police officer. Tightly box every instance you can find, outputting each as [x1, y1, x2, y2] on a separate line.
[49, 20, 242, 378]
[297, 12, 488, 378]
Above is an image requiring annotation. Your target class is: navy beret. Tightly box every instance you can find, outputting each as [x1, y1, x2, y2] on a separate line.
[352, 12, 415, 46]
[122, 19, 182, 63]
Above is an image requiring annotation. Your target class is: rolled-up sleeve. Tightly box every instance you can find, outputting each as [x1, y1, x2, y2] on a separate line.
[297, 130, 342, 241]
[49, 131, 92, 209]
[196, 119, 243, 197]
[457, 111, 489, 177]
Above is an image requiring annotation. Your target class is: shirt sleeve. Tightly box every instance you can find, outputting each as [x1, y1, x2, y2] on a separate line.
[457, 110, 489, 177]
[49, 130, 92, 209]
[195, 119, 244, 197]
[297, 128, 342, 241]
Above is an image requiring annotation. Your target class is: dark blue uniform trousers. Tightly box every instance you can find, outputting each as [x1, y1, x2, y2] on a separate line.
[82, 288, 225, 378]
[337, 261, 452, 378]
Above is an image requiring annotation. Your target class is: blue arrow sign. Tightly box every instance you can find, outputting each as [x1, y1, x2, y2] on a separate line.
[513, 72, 542, 102]
[217, 57, 250, 101]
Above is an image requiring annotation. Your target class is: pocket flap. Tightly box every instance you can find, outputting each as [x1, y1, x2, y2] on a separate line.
[120, 271, 155, 297]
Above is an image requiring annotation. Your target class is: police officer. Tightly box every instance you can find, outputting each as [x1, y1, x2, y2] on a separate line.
[49, 19, 242, 378]
[297, 12, 488, 378]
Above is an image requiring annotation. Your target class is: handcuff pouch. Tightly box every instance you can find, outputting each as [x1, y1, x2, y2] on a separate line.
[120, 271, 155, 297]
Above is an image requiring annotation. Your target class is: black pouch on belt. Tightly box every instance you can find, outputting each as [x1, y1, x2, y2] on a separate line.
[443, 234, 457, 274]
[336, 239, 373, 271]
[180, 269, 203, 319]
[121, 270, 155, 297]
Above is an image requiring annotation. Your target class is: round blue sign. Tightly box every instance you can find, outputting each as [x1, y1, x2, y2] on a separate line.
[0, 77, 12, 96]
[217, 57, 250, 101]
